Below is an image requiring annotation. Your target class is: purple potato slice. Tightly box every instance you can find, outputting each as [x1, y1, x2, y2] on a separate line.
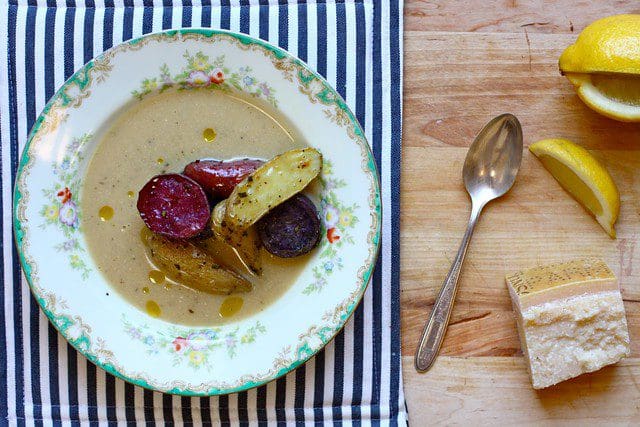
[257, 194, 321, 258]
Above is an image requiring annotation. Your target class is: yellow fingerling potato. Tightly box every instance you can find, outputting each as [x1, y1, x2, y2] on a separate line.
[211, 202, 262, 276]
[224, 148, 322, 230]
[144, 231, 251, 295]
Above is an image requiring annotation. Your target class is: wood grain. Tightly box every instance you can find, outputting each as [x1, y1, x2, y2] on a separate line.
[401, 1, 640, 422]
[405, 0, 640, 33]
[402, 144, 640, 357]
[403, 356, 640, 424]
[402, 29, 640, 358]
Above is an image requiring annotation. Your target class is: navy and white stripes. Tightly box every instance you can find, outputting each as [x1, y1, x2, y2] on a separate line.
[1, 0, 405, 423]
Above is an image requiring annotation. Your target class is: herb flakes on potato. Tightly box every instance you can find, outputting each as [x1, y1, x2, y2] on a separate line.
[223, 148, 322, 230]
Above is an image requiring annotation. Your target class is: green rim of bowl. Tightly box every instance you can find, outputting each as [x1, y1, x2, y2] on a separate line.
[13, 28, 381, 396]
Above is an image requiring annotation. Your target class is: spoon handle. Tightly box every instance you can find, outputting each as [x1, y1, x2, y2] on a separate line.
[414, 203, 482, 372]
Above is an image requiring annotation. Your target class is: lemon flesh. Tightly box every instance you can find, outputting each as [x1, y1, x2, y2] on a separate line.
[565, 73, 640, 121]
[536, 154, 604, 216]
[529, 139, 619, 238]
[590, 74, 640, 106]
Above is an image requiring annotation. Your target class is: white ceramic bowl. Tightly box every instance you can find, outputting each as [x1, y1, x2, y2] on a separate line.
[14, 29, 380, 395]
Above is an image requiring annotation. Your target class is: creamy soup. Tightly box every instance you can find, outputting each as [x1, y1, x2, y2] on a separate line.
[81, 89, 309, 326]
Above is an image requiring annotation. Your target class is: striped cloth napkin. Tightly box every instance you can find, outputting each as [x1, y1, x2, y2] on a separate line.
[0, 0, 405, 424]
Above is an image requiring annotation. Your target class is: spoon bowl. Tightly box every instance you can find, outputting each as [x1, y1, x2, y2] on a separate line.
[464, 114, 523, 206]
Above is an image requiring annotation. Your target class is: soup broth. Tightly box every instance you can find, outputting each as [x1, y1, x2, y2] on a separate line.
[81, 89, 309, 326]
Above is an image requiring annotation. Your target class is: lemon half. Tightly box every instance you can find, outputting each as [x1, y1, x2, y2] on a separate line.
[559, 14, 640, 122]
[529, 138, 620, 238]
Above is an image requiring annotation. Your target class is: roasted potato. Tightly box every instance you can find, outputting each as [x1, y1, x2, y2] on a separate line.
[257, 194, 321, 258]
[143, 230, 251, 295]
[183, 158, 264, 199]
[211, 202, 262, 275]
[137, 173, 211, 239]
[224, 148, 322, 230]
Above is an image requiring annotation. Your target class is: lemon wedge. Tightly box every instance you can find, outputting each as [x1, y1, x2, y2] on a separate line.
[559, 14, 640, 122]
[529, 138, 620, 238]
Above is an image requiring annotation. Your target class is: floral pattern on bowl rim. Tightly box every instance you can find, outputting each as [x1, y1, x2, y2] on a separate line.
[14, 29, 380, 396]
[132, 51, 278, 107]
[123, 317, 267, 369]
[38, 133, 93, 279]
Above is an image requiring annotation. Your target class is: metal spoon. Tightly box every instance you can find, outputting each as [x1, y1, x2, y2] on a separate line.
[414, 113, 523, 373]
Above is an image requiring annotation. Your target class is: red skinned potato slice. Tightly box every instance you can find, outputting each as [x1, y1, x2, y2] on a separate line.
[257, 194, 321, 258]
[137, 174, 210, 239]
[224, 148, 322, 230]
[183, 158, 264, 199]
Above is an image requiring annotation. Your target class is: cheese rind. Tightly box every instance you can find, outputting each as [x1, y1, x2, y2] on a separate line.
[506, 258, 630, 389]
[506, 257, 617, 309]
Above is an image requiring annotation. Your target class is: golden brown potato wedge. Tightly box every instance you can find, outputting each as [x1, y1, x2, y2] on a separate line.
[211, 202, 262, 275]
[143, 231, 251, 295]
[224, 148, 322, 230]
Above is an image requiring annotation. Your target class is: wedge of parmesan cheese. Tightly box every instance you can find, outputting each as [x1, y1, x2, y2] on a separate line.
[506, 258, 630, 389]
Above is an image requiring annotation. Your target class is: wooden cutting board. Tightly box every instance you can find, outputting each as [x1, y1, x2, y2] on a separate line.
[402, 1, 640, 423]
